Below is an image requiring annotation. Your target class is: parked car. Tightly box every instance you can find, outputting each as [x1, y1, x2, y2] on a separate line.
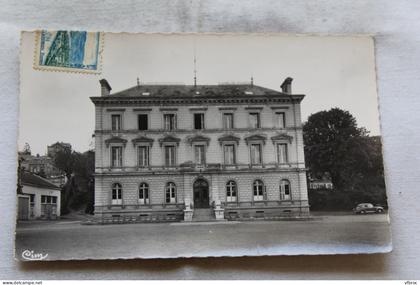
[353, 203, 384, 214]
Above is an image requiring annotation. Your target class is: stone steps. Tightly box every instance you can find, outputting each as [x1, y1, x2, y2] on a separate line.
[193, 208, 215, 222]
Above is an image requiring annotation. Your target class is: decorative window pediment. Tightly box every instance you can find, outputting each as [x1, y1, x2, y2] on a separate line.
[187, 135, 211, 146]
[218, 134, 240, 145]
[159, 135, 181, 146]
[132, 136, 154, 146]
[105, 136, 127, 147]
[271, 134, 293, 143]
[244, 134, 267, 145]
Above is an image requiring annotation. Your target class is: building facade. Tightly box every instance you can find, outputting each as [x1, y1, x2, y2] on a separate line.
[18, 152, 66, 187]
[91, 78, 309, 222]
[309, 179, 334, 190]
[47, 142, 72, 159]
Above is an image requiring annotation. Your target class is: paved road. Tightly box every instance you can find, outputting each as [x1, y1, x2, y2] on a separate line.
[15, 214, 391, 260]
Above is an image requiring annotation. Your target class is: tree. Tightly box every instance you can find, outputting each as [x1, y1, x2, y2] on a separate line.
[54, 148, 75, 180]
[303, 108, 371, 191]
[303, 108, 387, 210]
[53, 148, 95, 214]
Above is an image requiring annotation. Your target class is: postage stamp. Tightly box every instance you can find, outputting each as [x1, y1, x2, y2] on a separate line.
[33, 30, 103, 74]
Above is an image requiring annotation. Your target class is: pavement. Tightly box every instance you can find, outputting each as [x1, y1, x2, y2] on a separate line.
[14, 213, 392, 260]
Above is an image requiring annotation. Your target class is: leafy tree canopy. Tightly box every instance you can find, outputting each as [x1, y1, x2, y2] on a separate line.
[303, 108, 383, 192]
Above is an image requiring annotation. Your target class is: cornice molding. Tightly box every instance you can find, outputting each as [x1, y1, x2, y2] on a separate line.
[218, 107, 238, 111]
[131, 136, 154, 146]
[186, 135, 211, 146]
[271, 133, 293, 143]
[105, 136, 127, 147]
[189, 107, 208, 112]
[106, 108, 126, 112]
[158, 135, 181, 146]
[91, 95, 305, 106]
[218, 134, 241, 145]
[244, 106, 264, 110]
[270, 106, 290, 110]
[244, 134, 267, 145]
[159, 107, 178, 112]
[95, 127, 302, 134]
[133, 108, 153, 112]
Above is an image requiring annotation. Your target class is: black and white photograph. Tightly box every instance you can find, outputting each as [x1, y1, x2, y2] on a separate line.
[15, 31, 391, 261]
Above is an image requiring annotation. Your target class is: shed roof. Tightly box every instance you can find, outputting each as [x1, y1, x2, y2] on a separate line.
[21, 171, 61, 190]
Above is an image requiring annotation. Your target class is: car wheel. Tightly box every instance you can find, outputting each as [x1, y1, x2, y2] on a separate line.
[360, 210, 366, 214]
[377, 209, 383, 213]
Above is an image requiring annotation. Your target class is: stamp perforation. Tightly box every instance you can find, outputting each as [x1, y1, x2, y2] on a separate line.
[33, 30, 104, 75]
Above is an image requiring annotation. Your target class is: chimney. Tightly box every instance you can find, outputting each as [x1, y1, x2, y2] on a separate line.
[99, 79, 112, 96]
[280, 77, 293, 93]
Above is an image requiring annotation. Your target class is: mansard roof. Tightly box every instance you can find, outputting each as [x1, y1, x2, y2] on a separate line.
[112, 84, 286, 97]
[91, 83, 305, 105]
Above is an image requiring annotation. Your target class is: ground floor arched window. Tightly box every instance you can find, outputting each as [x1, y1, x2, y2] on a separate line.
[139, 182, 149, 204]
[226, 180, 237, 202]
[165, 182, 176, 203]
[253, 179, 265, 201]
[112, 183, 122, 205]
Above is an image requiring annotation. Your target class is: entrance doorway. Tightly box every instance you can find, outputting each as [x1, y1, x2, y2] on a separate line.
[193, 178, 209, 208]
[18, 196, 29, 220]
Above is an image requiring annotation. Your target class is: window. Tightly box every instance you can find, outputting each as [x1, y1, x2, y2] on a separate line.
[249, 113, 260, 128]
[137, 146, 149, 167]
[277, 143, 288, 164]
[111, 183, 122, 205]
[253, 180, 265, 201]
[41, 196, 56, 204]
[226, 180, 237, 202]
[165, 182, 176, 203]
[250, 144, 262, 164]
[139, 183, 149, 204]
[280, 180, 291, 200]
[164, 114, 176, 130]
[165, 145, 176, 166]
[194, 145, 205, 165]
[223, 113, 234, 129]
[111, 114, 121, 131]
[194, 113, 205, 130]
[224, 144, 236, 165]
[276, 112, 286, 128]
[40, 195, 58, 217]
[111, 146, 123, 167]
[138, 114, 148, 130]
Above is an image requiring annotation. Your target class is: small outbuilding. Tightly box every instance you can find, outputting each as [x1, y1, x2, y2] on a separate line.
[17, 171, 61, 220]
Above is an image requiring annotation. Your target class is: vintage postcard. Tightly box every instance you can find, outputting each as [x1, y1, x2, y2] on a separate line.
[16, 31, 391, 261]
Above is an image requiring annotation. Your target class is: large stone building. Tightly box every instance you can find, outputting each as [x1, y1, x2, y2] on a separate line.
[91, 77, 309, 222]
[47, 142, 72, 159]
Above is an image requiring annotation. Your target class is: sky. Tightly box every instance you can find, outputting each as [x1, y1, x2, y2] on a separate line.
[19, 32, 380, 155]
